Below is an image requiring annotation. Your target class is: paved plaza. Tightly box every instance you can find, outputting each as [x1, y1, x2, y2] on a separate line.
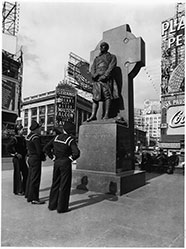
[1, 158, 184, 247]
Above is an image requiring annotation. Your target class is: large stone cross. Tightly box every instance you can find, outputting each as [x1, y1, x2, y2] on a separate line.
[90, 24, 145, 128]
[74, 25, 146, 195]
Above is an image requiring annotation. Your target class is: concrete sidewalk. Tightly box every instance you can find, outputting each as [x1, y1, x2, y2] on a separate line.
[1, 164, 184, 247]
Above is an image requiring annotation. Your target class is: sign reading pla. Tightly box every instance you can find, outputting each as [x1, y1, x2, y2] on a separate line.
[162, 15, 185, 48]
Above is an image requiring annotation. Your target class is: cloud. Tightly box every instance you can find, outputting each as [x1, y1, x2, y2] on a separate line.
[17, 1, 177, 107]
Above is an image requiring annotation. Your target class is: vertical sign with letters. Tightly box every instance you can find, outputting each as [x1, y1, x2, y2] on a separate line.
[55, 83, 77, 124]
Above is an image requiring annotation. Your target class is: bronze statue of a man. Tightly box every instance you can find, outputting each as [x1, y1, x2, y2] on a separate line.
[87, 42, 119, 122]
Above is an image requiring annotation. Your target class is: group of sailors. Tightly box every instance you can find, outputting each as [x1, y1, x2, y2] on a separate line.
[7, 120, 80, 213]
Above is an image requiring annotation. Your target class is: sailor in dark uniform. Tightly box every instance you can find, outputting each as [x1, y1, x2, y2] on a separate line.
[25, 120, 46, 204]
[43, 121, 80, 213]
[7, 124, 28, 195]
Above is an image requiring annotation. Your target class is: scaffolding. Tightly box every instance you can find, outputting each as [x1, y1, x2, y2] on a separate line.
[2, 1, 20, 36]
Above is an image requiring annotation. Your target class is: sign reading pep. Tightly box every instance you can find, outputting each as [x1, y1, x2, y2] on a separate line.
[167, 105, 185, 135]
[162, 15, 185, 48]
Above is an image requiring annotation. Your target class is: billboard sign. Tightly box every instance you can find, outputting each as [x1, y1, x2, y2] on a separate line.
[161, 94, 185, 109]
[2, 78, 19, 113]
[161, 15, 184, 49]
[67, 52, 93, 93]
[161, 10, 185, 96]
[167, 105, 185, 135]
[160, 4, 185, 143]
[55, 83, 77, 124]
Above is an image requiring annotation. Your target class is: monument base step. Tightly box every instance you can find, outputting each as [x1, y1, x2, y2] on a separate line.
[72, 169, 146, 196]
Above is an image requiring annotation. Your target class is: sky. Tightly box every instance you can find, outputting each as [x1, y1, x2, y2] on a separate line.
[14, 0, 179, 108]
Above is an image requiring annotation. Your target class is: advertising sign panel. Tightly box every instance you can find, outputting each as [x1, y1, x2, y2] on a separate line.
[2, 78, 18, 112]
[167, 105, 185, 135]
[55, 84, 77, 124]
[67, 52, 93, 93]
[160, 4, 185, 145]
[161, 12, 185, 96]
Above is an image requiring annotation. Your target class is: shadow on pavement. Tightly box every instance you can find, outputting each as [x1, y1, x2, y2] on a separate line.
[39, 189, 118, 209]
[71, 188, 88, 195]
[70, 193, 118, 211]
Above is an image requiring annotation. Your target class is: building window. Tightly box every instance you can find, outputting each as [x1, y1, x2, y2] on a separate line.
[24, 118, 28, 127]
[24, 109, 28, 117]
[39, 106, 45, 126]
[40, 116, 45, 126]
[31, 107, 37, 117]
[47, 115, 54, 125]
[39, 106, 45, 115]
[48, 104, 55, 114]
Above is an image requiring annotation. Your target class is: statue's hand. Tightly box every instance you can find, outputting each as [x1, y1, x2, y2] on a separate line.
[98, 75, 107, 81]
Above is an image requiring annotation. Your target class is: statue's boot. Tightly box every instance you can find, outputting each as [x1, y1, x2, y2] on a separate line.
[86, 102, 98, 122]
[102, 99, 111, 119]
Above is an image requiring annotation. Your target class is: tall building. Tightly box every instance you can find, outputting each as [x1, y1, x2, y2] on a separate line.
[160, 3, 185, 151]
[134, 108, 144, 130]
[142, 113, 161, 144]
[134, 100, 161, 145]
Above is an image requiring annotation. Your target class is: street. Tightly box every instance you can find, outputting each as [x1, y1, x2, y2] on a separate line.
[1, 159, 184, 247]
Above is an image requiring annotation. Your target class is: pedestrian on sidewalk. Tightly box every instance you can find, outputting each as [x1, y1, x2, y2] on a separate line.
[167, 151, 179, 174]
[25, 120, 46, 205]
[7, 124, 28, 196]
[156, 148, 168, 172]
[43, 121, 80, 213]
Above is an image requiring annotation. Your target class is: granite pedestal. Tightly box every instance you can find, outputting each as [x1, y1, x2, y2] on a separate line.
[72, 120, 145, 196]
